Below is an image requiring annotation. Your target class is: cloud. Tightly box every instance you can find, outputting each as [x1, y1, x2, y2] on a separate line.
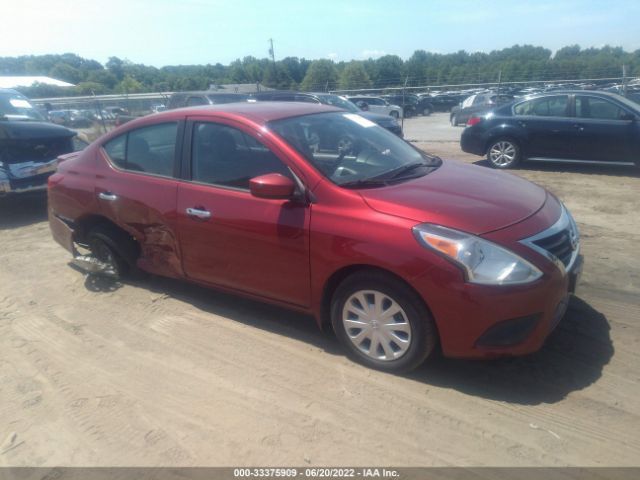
[361, 49, 386, 59]
[326, 53, 338, 60]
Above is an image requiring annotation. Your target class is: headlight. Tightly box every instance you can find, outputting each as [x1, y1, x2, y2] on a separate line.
[413, 224, 543, 285]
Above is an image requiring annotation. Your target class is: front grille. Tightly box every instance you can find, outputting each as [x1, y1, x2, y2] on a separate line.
[521, 205, 580, 273]
[532, 229, 574, 268]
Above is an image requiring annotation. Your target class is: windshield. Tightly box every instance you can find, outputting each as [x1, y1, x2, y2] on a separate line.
[0, 92, 44, 121]
[316, 94, 360, 113]
[269, 112, 441, 187]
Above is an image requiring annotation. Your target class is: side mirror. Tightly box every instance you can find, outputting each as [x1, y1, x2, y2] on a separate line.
[249, 173, 296, 199]
[620, 112, 636, 121]
[356, 101, 369, 111]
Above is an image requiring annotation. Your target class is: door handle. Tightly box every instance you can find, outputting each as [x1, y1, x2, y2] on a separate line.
[98, 192, 118, 201]
[518, 121, 527, 127]
[573, 124, 585, 131]
[186, 207, 212, 220]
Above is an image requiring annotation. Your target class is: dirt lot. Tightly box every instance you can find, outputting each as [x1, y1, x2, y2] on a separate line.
[1, 113, 639, 467]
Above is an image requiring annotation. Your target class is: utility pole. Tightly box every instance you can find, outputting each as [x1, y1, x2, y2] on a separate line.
[401, 76, 408, 133]
[497, 69, 502, 96]
[622, 64, 628, 97]
[268, 38, 276, 64]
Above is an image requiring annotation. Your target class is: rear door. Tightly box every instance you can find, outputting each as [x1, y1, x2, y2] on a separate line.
[573, 95, 636, 162]
[175, 117, 311, 307]
[96, 121, 184, 278]
[511, 95, 575, 159]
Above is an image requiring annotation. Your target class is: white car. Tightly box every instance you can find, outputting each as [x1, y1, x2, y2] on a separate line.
[347, 96, 403, 119]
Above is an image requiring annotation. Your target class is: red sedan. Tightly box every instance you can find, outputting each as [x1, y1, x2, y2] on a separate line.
[48, 102, 582, 372]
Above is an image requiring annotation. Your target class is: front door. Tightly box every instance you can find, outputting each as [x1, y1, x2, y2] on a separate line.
[573, 95, 635, 162]
[176, 119, 311, 307]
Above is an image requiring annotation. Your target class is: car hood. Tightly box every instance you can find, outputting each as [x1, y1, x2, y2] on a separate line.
[0, 120, 75, 140]
[359, 160, 547, 235]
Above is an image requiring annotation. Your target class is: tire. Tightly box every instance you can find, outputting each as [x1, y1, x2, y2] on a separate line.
[390, 111, 399, 119]
[87, 224, 138, 279]
[486, 138, 521, 169]
[330, 271, 437, 373]
[450, 114, 458, 126]
[422, 106, 432, 116]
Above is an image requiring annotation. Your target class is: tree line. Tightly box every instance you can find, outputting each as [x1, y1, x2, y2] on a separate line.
[1, 45, 639, 98]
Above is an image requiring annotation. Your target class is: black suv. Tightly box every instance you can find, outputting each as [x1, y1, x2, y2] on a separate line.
[251, 91, 403, 137]
[461, 91, 640, 169]
[166, 91, 250, 109]
[1, 89, 79, 195]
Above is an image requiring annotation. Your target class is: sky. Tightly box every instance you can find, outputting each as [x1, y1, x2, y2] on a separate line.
[3, 0, 639, 67]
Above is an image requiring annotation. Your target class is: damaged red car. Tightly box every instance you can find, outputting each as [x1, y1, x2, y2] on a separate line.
[48, 102, 582, 372]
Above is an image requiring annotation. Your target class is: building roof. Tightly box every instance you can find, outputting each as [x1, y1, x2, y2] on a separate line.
[0, 76, 75, 88]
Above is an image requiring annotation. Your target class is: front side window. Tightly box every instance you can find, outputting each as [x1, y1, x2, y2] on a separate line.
[191, 123, 291, 189]
[269, 112, 441, 188]
[576, 96, 626, 120]
[513, 96, 569, 117]
[103, 122, 178, 177]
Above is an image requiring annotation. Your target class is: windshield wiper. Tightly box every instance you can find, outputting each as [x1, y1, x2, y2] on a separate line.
[339, 178, 389, 189]
[372, 161, 429, 181]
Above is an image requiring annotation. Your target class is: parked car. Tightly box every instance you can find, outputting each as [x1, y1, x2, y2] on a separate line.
[382, 94, 435, 117]
[48, 102, 582, 372]
[423, 93, 467, 112]
[166, 91, 249, 109]
[251, 91, 403, 137]
[450, 92, 514, 126]
[461, 91, 640, 169]
[48, 109, 92, 128]
[0, 89, 82, 195]
[346, 95, 403, 119]
[104, 106, 129, 117]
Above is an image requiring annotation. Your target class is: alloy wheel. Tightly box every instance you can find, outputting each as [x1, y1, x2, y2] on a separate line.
[489, 141, 517, 167]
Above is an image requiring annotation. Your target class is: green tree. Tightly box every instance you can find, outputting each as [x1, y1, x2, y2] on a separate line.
[300, 59, 338, 91]
[338, 61, 372, 89]
[115, 75, 144, 94]
[75, 81, 108, 95]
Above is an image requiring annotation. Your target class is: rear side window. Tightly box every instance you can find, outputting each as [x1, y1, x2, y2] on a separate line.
[103, 122, 178, 177]
[514, 96, 569, 117]
[576, 96, 626, 120]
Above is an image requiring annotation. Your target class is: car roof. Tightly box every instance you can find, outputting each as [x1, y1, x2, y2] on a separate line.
[149, 101, 342, 124]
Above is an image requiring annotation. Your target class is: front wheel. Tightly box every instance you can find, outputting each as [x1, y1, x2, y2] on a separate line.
[487, 138, 521, 169]
[390, 111, 399, 119]
[422, 106, 432, 116]
[450, 114, 458, 126]
[331, 271, 437, 372]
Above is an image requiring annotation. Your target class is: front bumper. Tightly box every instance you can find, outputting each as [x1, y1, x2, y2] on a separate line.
[0, 158, 59, 195]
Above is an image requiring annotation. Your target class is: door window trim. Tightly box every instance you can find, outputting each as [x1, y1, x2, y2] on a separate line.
[101, 120, 185, 180]
[574, 95, 635, 123]
[511, 94, 571, 118]
[180, 116, 307, 194]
